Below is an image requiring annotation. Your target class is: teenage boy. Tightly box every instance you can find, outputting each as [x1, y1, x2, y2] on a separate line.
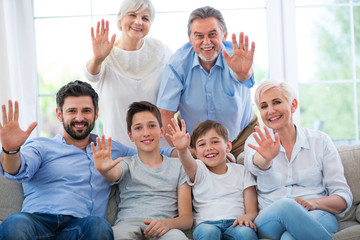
[167, 118, 258, 240]
[91, 101, 192, 240]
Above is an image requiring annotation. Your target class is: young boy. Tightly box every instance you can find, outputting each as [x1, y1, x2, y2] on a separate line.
[91, 101, 193, 240]
[167, 118, 258, 240]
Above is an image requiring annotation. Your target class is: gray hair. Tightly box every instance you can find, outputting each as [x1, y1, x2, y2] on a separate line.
[187, 6, 227, 36]
[254, 80, 297, 108]
[117, 0, 155, 30]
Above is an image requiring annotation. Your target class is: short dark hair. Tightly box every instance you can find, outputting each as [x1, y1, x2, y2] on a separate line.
[190, 120, 229, 149]
[187, 6, 227, 36]
[126, 101, 162, 133]
[56, 80, 99, 113]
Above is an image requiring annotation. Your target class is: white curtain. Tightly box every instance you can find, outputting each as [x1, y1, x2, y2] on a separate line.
[0, 0, 38, 137]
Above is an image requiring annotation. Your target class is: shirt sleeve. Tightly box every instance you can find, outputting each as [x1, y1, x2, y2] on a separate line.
[156, 63, 183, 112]
[186, 160, 205, 186]
[322, 134, 353, 217]
[82, 62, 105, 83]
[159, 147, 175, 157]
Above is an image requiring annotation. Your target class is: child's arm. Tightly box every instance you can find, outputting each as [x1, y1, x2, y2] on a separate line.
[143, 182, 193, 238]
[167, 118, 197, 182]
[91, 134, 123, 182]
[232, 186, 258, 231]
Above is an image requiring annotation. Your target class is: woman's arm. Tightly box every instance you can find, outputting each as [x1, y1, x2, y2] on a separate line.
[295, 195, 347, 215]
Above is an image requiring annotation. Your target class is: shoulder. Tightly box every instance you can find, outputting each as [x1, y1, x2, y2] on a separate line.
[168, 42, 194, 65]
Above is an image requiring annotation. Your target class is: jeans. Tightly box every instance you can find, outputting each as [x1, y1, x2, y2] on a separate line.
[0, 212, 114, 240]
[254, 198, 337, 240]
[193, 219, 257, 240]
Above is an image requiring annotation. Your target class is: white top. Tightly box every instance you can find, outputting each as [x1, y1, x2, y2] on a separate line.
[188, 160, 256, 227]
[244, 125, 353, 217]
[84, 38, 172, 147]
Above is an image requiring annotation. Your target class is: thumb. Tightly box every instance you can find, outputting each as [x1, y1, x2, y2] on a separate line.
[143, 220, 151, 225]
[111, 157, 123, 167]
[222, 49, 230, 64]
[25, 122, 38, 136]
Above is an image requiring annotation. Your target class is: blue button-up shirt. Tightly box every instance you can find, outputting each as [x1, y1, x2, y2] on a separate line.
[0, 134, 173, 219]
[157, 42, 254, 141]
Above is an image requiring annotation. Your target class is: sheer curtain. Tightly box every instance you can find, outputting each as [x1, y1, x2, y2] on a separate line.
[0, 0, 38, 138]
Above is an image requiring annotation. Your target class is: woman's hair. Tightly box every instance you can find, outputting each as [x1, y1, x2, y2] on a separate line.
[254, 80, 297, 108]
[187, 6, 227, 37]
[117, 0, 155, 30]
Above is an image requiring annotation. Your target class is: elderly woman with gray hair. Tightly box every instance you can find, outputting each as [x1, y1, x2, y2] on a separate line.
[244, 80, 353, 240]
[84, 0, 172, 148]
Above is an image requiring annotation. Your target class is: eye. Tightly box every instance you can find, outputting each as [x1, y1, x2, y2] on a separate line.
[260, 104, 268, 109]
[142, 16, 150, 22]
[274, 100, 281, 105]
[134, 126, 141, 131]
[194, 34, 203, 39]
[209, 32, 217, 38]
[129, 13, 136, 17]
[149, 124, 156, 128]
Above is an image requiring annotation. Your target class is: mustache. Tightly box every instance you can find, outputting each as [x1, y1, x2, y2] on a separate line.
[200, 43, 215, 49]
[71, 121, 88, 126]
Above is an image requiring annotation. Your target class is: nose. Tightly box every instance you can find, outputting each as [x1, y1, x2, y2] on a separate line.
[203, 36, 211, 45]
[135, 16, 142, 25]
[142, 126, 150, 136]
[75, 112, 85, 122]
[268, 105, 276, 114]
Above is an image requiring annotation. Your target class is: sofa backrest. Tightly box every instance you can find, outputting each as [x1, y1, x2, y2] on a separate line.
[0, 174, 23, 223]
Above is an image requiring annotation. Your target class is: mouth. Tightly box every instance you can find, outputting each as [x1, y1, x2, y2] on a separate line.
[141, 139, 154, 145]
[205, 153, 218, 159]
[130, 26, 142, 32]
[269, 115, 282, 122]
[71, 122, 88, 130]
[200, 44, 215, 52]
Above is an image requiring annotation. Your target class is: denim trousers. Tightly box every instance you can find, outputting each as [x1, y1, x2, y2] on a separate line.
[254, 198, 337, 240]
[0, 212, 114, 240]
[192, 219, 257, 240]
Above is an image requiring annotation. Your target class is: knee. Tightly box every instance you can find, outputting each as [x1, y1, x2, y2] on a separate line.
[228, 226, 257, 240]
[193, 223, 220, 239]
[1, 213, 35, 239]
[83, 216, 113, 239]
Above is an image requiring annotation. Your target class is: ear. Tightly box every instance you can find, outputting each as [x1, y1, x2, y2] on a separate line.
[127, 130, 134, 142]
[188, 35, 193, 46]
[95, 108, 99, 121]
[291, 98, 298, 114]
[56, 108, 63, 122]
[226, 140, 232, 153]
[160, 126, 165, 138]
[222, 32, 228, 42]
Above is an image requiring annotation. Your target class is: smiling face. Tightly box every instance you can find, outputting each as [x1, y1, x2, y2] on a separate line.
[119, 8, 151, 42]
[56, 96, 98, 140]
[189, 17, 227, 69]
[194, 128, 232, 174]
[259, 88, 298, 131]
[128, 111, 164, 153]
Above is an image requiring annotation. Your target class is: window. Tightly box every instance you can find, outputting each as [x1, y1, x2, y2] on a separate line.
[33, 0, 360, 145]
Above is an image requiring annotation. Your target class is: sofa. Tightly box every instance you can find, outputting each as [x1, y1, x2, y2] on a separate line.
[1, 145, 360, 239]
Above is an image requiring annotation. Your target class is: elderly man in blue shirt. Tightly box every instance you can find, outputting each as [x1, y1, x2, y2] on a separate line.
[0, 81, 173, 240]
[157, 6, 258, 159]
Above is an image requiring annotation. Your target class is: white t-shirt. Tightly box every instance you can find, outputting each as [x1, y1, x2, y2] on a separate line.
[84, 37, 172, 147]
[188, 160, 256, 227]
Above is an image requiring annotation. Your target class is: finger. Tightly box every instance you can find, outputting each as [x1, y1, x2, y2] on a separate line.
[1, 104, 7, 125]
[95, 21, 100, 38]
[232, 219, 238, 227]
[101, 134, 106, 149]
[252, 132, 262, 146]
[8, 100, 13, 122]
[274, 132, 280, 144]
[25, 122, 38, 136]
[143, 220, 151, 225]
[101, 19, 105, 35]
[110, 34, 116, 46]
[167, 124, 175, 135]
[96, 136, 101, 150]
[222, 49, 230, 65]
[231, 33, 238, 49]
[244, 35, 249, 52]
[171, 117, 181, 132]
[90, 142, 96, 153]
[263, 125, 272, 139]
[14, 101, 19, 122]
[113, 157, 123, 166]
[181, 119, 186, 134]
[239, 32, 244, 50]
[91, 27, 95, 40]
[250, 41, 255, 55]
[108, 136, 112, 151]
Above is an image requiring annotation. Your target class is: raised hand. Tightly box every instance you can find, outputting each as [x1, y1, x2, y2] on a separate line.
[166, 118, 190, 152]
[90, 19, 116, 63]
[91, 135, 122, 174]
[223, 32, 255, 82]
[247, 125, 280, 162]
[0, 100, 37, 152]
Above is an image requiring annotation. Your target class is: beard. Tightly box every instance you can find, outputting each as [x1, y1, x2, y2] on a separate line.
[63, 118, 95, 140]
[198, 43, 219, 63]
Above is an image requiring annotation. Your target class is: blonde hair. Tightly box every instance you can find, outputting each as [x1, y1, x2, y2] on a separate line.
[254, 80, 297, 108]
[117, 0, 155, 30]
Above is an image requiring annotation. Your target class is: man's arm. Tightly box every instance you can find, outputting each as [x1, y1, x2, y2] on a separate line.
[91, 135, 123, 182]
[0, 100, 37, 175]
[159, 109, 177, 147]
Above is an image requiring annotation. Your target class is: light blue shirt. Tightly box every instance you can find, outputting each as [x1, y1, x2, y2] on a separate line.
[156, 42, 254, 141]
[0, 134, 173, 219]
[244, 126, 353, 217]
